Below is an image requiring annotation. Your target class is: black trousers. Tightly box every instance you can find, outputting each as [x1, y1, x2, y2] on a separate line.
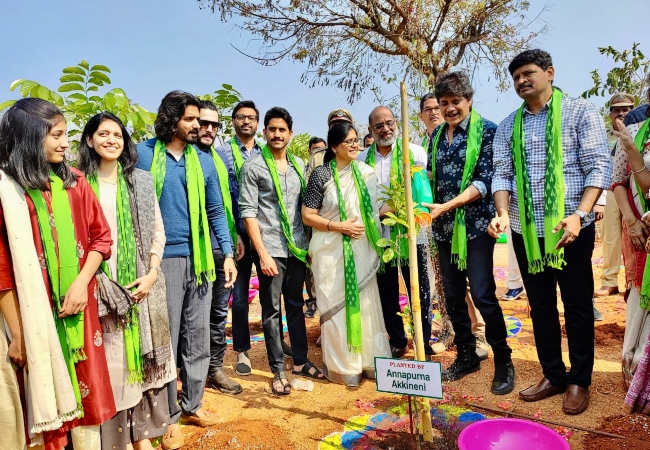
[437, 233, 512, 364]
[253, 253, 308, 373]
[511, 223, 595, 387]
[376, 244, 432, 350]
[208, 249, 232, 374]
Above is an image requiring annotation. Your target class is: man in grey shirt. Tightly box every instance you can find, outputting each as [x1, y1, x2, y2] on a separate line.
[239, 107, 325, 394]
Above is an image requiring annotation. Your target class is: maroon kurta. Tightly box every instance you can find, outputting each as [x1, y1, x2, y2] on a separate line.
[1, 169, 116, 449]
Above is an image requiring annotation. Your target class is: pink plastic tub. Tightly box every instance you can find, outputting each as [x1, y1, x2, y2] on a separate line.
[250, 276, 259, 289]
[458, 418, 570, 450]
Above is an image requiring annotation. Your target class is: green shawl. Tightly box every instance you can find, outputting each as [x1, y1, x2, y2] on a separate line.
[260, 145, 308, 263]
[26, 173, 85, 411]
[210, 147, 237, 247]
[634, 119, 650, 309]
[365, 139, 413, 263]
[151, 139, 215, 283]
[512, 88, 566, 274]
[88, 165, 143, 383]
[430, 108, 484, 269]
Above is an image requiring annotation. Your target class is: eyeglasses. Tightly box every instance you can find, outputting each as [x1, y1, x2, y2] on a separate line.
[422, 106, 440, 114]
[342, 138, 362, 146]
[234, 114, 259, 122]
[198, 120, 222, 130]
[371, 119, 396, 131]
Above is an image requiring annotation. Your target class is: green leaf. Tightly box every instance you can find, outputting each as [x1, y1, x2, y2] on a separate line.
[87, 85, 99, 92]
[19, 80, 38, 97]
[62, 66, 86, 75]
[79, 60, 89, 70]
[382, 248, 395, 263]
[376, 238, 392, 247]
[87, 76, 106, 87]
[90, 64, 111, 73]
[89, 71, 111, 84]
[9, 79, 26, 91]
[222, 84, 233, 90]
[58, 83, 85, 93]
[0, 100, 17, 111]
[37, 85, 52, 100]
[68, 93, 87, 101]
[60, 74, 85, 83]
[382, 218, 396, 227]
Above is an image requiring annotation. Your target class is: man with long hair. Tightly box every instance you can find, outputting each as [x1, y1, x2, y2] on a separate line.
[136, 91, 236, 449]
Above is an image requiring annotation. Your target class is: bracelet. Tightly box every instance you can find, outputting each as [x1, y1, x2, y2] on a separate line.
[150, 266, 161, 276]
[631, 166, 647, 174]
[327, 219, 332, 231]
[626, 219, 639, 227]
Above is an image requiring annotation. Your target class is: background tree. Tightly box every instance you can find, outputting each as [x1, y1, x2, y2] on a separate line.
[199, 0, 547, 102]
[286, 132, 311, 161]
[581, 43, 649, 126]
[0, 61, 156, 154]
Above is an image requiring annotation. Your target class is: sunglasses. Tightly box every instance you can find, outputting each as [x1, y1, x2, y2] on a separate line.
[199, 120, 223, 130]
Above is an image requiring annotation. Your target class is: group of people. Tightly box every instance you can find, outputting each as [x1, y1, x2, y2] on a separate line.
[2, 46, 650, 450]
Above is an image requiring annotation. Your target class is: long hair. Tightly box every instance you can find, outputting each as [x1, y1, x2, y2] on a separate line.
[77, 112, 138, 185]
[324, 122, 357, 164]
[0, 98, 75, 190]
[154, 90, 200, 143]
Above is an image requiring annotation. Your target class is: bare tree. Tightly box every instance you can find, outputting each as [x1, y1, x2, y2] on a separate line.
[200, 0, 547, 101]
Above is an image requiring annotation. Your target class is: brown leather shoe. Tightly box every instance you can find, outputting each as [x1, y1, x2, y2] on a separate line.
[161, 424, 184, 450]
[519, 377, 566, 402]
[562, 384, 589, 415]
[594, 286, 619, 297]
[180, 408, 223, 427]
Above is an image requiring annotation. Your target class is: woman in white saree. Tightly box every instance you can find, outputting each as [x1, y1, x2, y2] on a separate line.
[302, 122, 391, 386]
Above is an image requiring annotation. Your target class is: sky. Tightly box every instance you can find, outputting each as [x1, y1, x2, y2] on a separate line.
[1, 0, 649, 141]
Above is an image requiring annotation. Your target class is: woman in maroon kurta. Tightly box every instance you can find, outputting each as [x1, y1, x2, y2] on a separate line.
[0, 98, 116, 450]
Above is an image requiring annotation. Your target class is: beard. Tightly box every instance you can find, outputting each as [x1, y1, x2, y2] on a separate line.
[196, 133, 214, 150]
[235, 123, 256, 138]
[375, 133, 396, 147]
[177, 127, 199, 144]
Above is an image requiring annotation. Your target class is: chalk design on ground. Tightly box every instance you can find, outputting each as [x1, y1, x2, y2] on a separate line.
[318, 401, 486, 449]
[430, 311, 522, 341]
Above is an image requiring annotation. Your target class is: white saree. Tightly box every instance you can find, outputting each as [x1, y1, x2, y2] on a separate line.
[309, 162, 390, 386]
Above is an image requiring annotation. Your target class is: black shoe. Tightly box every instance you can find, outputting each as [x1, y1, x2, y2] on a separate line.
[442, 347, 480, 381]
[207, 369, 243, 395]
[282, 340, 293, 358]
[491, 361, 515, 395]
[305, 302, 317, 318]
[391, 345, 407, 358]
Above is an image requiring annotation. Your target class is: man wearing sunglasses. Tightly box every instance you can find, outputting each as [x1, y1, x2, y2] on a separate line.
[196, 100, 244, 396]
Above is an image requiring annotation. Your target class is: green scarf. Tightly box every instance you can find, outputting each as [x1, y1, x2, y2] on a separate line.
[151, 139, 215, 283]
[634, 119, 650, 309]
[260, 145, 308, 263]
[430, 108, 484, 269]
[210, 146, 237, 247]
[365, 139, 413, 263]
[88, 165, 143, 383]
[26, 173, 85, 410]
[230, 137, 246, 180]
[329, 160, 361, 353]
[512, 88, 565, 274]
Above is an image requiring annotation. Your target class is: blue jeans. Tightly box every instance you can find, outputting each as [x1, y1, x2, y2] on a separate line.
[437, 232, 512, 364]
[208, 249, 232, 374]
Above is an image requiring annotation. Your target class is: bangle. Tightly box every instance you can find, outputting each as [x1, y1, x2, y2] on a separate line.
[327, 219, 332, 231]
[631, 166, 647, 174]
[626, 219, 639, 227]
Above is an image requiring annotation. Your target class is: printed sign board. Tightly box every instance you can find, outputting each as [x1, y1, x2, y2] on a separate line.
[374, 357, 443, 399]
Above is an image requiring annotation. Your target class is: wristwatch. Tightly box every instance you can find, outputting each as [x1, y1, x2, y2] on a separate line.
[224, 253, 235, 259]
[573, 209, 588, 223]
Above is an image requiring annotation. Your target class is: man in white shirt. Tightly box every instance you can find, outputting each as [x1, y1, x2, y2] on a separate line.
[358, 107, 429, 357]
